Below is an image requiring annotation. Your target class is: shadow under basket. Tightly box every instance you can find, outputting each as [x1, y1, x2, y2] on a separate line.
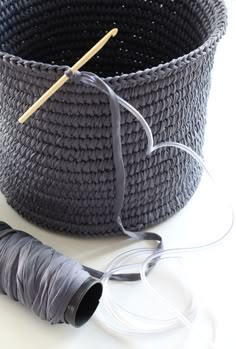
[0, 0, 227, 236]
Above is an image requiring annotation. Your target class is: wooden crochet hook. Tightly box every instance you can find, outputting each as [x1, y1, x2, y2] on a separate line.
[18, 28, 118, 124]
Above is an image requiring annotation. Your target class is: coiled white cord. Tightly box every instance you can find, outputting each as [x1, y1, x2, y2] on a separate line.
[95, 96, 234, 348]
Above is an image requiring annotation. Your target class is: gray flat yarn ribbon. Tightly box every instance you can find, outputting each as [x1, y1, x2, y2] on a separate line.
[0, 221, 160, 325]
[65, 69, 161, 239]
[64, 69, 162, 280]
[65, 69, 126, 224]
[0, 221, 90, 324]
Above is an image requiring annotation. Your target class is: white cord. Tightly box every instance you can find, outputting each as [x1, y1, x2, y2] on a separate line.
[96, 140, 233, 346]
[96, 95, 234, 348]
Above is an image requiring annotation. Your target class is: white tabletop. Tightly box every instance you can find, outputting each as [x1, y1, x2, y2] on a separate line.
[1, 1, 236, 348]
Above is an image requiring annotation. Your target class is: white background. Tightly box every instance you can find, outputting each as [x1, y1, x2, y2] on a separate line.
[0, 1, 235, 348]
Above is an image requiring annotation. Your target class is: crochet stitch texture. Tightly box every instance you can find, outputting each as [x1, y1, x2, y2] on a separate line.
[0, 0, 227, 235]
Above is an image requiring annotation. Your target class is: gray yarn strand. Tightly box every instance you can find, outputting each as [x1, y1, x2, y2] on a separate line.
[66, 70, 126, 223]
[0, 225, 90, 324]
[65, 70, 163, 244]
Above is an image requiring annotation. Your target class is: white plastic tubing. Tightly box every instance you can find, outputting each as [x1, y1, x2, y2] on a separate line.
[96, 94, 234, 349]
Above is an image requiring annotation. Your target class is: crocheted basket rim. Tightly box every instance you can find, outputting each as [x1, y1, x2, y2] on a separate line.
[0, 0, 227, 236]
[0, 0, 227, 83]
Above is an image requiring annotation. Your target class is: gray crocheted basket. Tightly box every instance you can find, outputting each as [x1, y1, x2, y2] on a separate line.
[0, 0, 227, 236]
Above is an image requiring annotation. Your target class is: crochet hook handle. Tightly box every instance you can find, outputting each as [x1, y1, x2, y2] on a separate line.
[18, 28, 118, 124]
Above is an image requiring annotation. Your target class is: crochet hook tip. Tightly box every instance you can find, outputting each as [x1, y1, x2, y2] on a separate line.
[18, 28, 119, 124]
[111, 28, 118, 37]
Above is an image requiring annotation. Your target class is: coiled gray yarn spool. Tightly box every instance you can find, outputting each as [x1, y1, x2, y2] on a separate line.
[0, 221, 103, 327]
[0, 0, 227, 236]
